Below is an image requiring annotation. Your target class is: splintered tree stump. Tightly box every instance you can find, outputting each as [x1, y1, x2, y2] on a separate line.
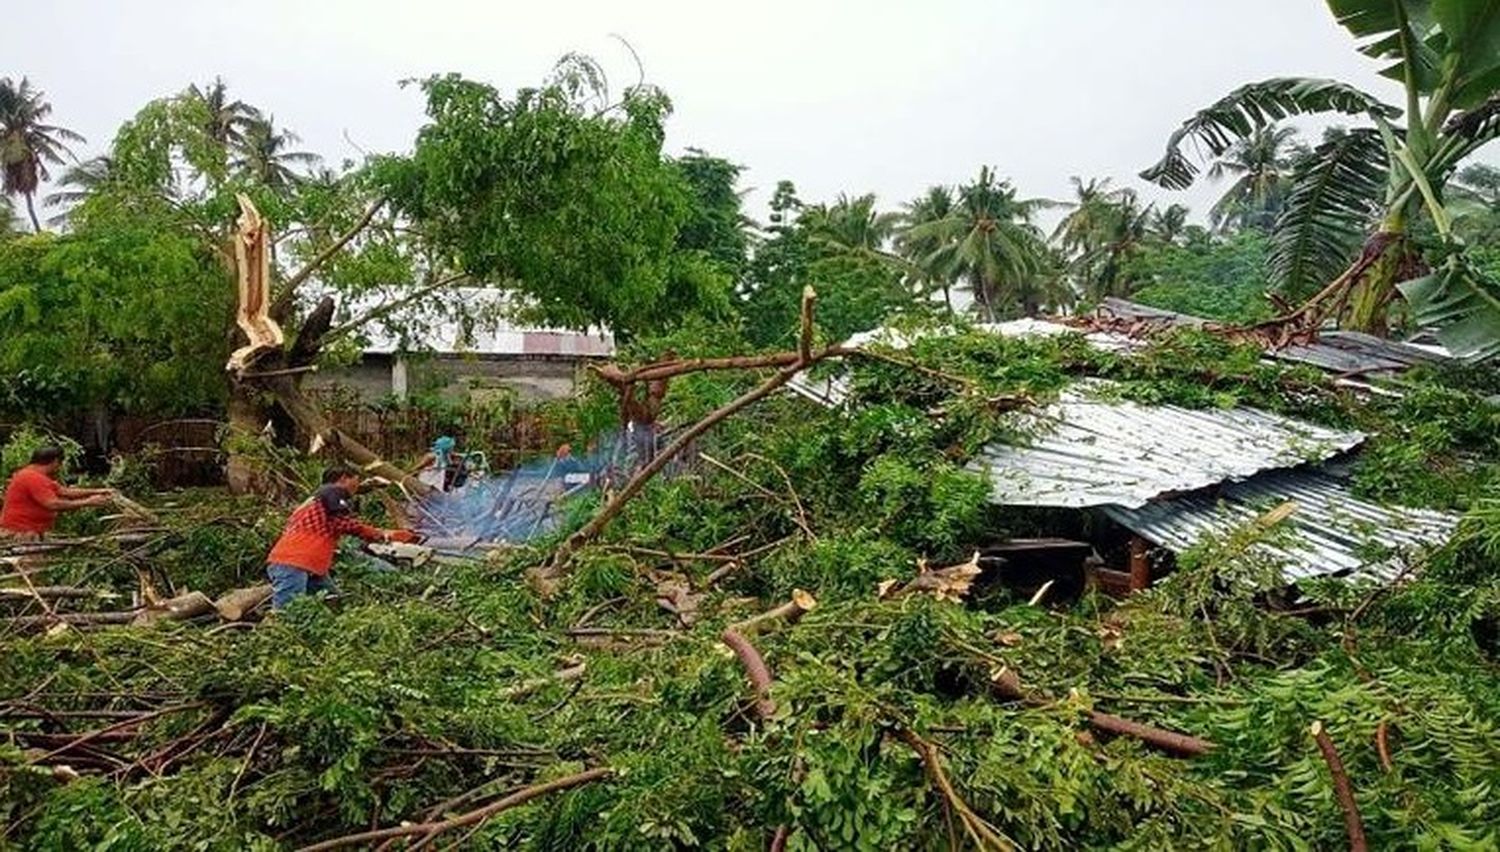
[213, 585, 273, 621]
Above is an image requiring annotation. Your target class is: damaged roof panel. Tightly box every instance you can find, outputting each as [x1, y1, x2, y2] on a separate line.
[965, 387, 1364, 509]
[1095, 297, 1447, 376]
[1103, 470, 1458, 582]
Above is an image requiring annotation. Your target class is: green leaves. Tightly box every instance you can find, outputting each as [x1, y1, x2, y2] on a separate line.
[376, 64, 726, 341]
[1430, 0, 1500, 107]
[1397, 254, 1500, 359]
[1268, 128, 1387, 299]
[1326, 0, 1443, 91]
[1140, 78, 1397, 190]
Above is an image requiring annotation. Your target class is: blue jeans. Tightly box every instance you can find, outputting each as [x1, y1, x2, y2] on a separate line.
[267, 564, 336, 610]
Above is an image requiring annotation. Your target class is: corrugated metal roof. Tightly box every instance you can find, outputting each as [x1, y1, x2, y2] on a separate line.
[1095, 297, 1447, 376]
[1103, 470, 1458, 582]
[790, 321, 1366, 510]
[785, 318, 1134, 408]
[964, 385, 1364, 509]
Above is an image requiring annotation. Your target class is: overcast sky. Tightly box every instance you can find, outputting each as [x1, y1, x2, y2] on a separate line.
[13, 1, 1412, 224]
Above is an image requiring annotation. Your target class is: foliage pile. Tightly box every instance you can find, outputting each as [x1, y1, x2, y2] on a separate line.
[1, 327, 1498, 849]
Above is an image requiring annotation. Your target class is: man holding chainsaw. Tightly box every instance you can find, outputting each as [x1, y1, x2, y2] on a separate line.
[265, 466, 419, 609]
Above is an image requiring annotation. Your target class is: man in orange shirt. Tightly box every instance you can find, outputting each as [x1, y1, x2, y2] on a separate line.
[266, 465, 418, 609]
[0, 446, 115, 540]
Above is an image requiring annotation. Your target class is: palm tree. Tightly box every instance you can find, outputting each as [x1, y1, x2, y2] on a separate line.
[1148, 203, 1191, 245]
[42, 155, 114, 225]
[1052, 177, 1130, 256]
[905, 166, 1051, 320]
[187, 78, 259, 151]
[1053, 179, 1157, 301]
[1142, 3, 1500, 354]
[801, 193, 900, 255]
[1205, 125, 1303, 233]
[233, 117, 319, 190]
[0, 77, 84, 232]
[896, 185, 958, 313]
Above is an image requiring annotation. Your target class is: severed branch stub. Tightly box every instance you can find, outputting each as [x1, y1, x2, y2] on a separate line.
[727, 589, 817, 636]
[1311, 720, 1368, 852]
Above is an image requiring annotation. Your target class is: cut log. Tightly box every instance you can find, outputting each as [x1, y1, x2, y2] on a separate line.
[213, 585, 272, 621]
[134, 591, 215, 625]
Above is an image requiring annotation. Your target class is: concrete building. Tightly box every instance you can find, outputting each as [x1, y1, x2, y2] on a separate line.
[308, 288, 614, 403]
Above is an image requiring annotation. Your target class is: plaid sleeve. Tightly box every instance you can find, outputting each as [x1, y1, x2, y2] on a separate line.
[329, 514, 384, 542]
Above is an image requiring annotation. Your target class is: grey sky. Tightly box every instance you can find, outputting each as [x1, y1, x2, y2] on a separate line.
[13, 1, 1406, 223]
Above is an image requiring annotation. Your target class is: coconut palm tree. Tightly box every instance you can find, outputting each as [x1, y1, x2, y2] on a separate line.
[1206, 124, 1303, 233]
[905, 166, 1051, 320]
[0, 77, 84, 232]
[801, 193, 900, 255]
[1053, 179, 1159, 301]
[42, 155, 114, 225]
[187, 78, 260, 151]
[1149, 203, 1191, 245]
[1052, 177, 1130, 256]
[896, 185, 958, 313]
[233, 117, 319, 191]
[1142, 2, 1500, 355]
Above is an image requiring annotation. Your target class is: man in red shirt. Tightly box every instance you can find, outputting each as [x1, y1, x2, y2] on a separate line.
[0, 446, 115, 540]
[266, 465, 417, 609]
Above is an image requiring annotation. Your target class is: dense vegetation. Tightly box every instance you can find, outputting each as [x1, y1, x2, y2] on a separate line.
[1, 329, 1499, 849]
[2, 0, 1500, 848]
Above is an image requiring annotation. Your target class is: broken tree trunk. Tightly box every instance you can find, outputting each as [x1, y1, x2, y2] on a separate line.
[213, 585, 272, 621]
[227, 194, 285, 374]
[223, 195, 431, 497]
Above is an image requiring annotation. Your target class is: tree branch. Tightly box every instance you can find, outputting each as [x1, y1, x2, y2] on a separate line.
[296, 767, 613, 852]
[1311, 721, 1368, 852]
[322, 271, 470, 345]
[534, 289, 840, 586]
[273, 197, 387, 316]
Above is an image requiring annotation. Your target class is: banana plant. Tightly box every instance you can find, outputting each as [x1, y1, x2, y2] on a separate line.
[1141, 0, 1500, 359]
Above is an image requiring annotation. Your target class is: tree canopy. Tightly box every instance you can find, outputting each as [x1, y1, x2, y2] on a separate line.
[373, 60, 734, 341]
